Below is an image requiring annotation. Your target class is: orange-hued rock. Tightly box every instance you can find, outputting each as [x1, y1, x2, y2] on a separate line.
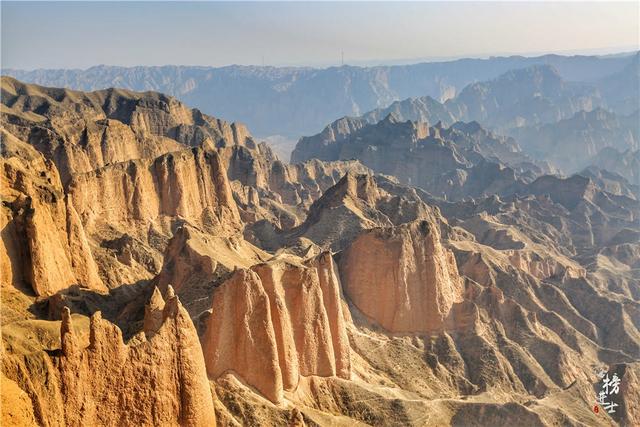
[310, 252, 351, 378]
[57, 289, 216, 426]
[1, 76, 253, 183]
[340, 220, 464, 333]
[202, 253, 351, 404]
[507, 250, 585, 280]
[0, 373, 37, 427]
[0, 130, 106, 296]
[202, 269, 283, 403]
[68, 147, 241, 234]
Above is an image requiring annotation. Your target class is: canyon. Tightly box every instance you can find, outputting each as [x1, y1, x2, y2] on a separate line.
[1, 73, 639, 427]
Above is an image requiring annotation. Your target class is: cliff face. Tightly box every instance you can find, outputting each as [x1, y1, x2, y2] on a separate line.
[2, 288, 216, 427]
[1, 76, 252, 291]
[1, 76, 252, 183]
[3, 76, 639, 427]
[281, 172, 442, 252]
[1, 131, 105, 296]
[340, 220, 464, 333]
[68, 147, 241, 235]
[292, 114, 546, 201]
[57, 290, 216, 427]
[202, 253, 350, 404]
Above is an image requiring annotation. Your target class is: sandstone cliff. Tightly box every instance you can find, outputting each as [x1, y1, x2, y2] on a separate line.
[58, 289, 216, 426]
[68, 146, 241, 236]
[3, 76, 639, 427]
[202, 253, 351, 404]
[1, 130, 105, 296]
[2, 288, 216, 426]
[340, 220, 464, 333]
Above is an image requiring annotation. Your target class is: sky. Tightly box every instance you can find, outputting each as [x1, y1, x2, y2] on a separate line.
[2, 1, 639, 70]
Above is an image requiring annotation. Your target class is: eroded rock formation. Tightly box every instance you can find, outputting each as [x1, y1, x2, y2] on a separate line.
[69, 147, 241, 235]
[202, 253, 351, 404]
[3, 76, 639, 427]
[1, 130, 105, 296]
[57, 289, 216, 426]
[340, 219, 464, 333]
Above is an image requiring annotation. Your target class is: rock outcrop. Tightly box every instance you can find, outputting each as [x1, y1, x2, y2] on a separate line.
[57, 289, 216, 426]
[275, 172, 443, 252]
[3, 75, 639, 427]
[340, 220, 464, 333]
[1, 130, 105, 296]
[1, 76, 252, 183]
[511, 108, 639, 174]
[202, 253, 351, 404]
[69, 147, 241, 235]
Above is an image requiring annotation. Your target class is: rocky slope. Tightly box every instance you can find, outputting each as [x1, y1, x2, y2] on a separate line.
[297, 64, 635, 178]
[2, 288, 217, 426]
[203, 253, 350, 404]
[340, 219, 464, 333]
[2, 77, 639, 427]
[1, 130, 106, 298]
[588, 148, 640, 189]
[317, 64, 608, 135]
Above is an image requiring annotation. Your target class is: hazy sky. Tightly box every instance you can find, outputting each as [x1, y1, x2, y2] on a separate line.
[2, 1, 639, 70]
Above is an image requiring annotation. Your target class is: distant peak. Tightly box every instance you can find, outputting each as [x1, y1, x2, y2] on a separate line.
[381, 112, 400, 124]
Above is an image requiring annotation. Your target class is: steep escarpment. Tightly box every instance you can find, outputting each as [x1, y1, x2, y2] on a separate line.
[1, 76, 258, 292]
[1, 76, 252, 183]
[68, 147, 241, 235]
[251, 171, 442, 252]
[2, 76, 639, 427]
[340, 220, 464, 333]
[226, 141, 369, 231]
[202, 253, 350, 404]
[2, 288, 216, 426]
[1, 130, 105, 297]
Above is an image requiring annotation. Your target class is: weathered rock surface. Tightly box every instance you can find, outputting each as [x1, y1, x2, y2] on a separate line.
[1, 130, 105, 296]
[57, 290, 215, 426]
[202, 253, 351, 404]
[266, 172, 442, 252]
[1, 76, 252, 182]
[340, 220, 464, 333]
[292, 113, 548, 201]
[68, 146, 241, 235]
[2, 76, 639, 427]
[1, 289, 216, 426]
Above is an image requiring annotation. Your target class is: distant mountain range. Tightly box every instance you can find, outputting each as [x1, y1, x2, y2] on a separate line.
[512, 108, 639, 173]
[4, 52, 637, 138]
[299, 61, 639, 174]
[292, 112, 556, 200]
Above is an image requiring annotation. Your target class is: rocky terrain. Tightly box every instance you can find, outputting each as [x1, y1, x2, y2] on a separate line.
[512, 109, 639, 173]
[1, 76, 639, 427]
[292, 113, 554, 200]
